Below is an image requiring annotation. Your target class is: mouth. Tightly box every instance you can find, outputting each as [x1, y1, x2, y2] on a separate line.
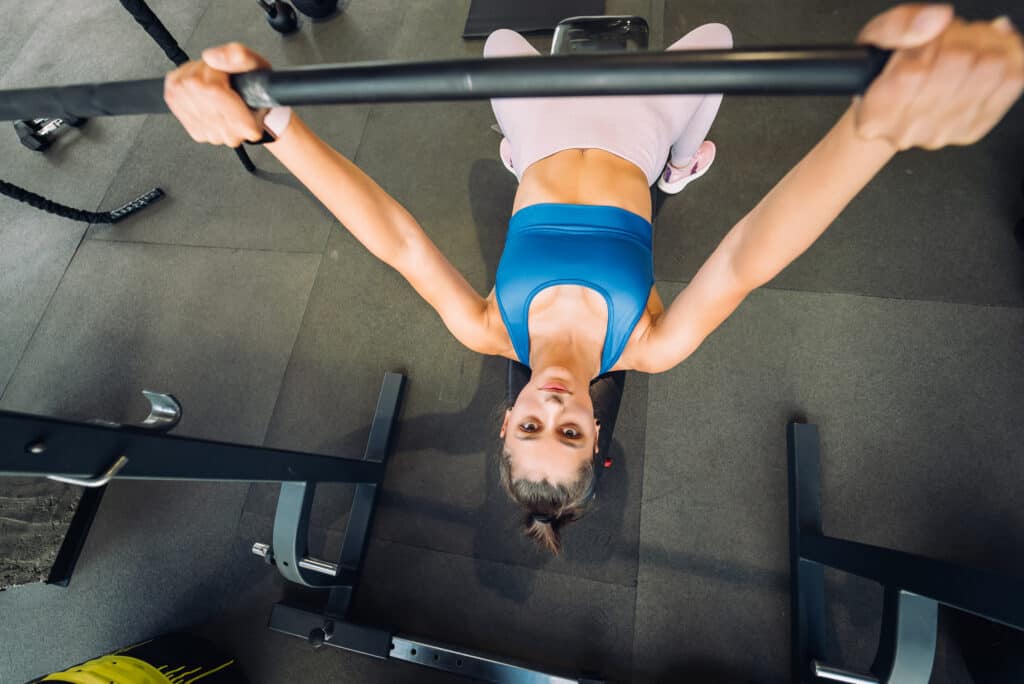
[540, 384, 571, 394]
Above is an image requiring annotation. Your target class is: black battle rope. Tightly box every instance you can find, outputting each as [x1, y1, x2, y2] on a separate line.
[0, 179, 164, 224]
[0, 0, 251, 229]
[117, 0, 256, 172]
[118, 0, 190, 67]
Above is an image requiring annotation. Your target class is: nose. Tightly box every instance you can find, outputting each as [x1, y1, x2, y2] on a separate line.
[544, 394, 564, 406]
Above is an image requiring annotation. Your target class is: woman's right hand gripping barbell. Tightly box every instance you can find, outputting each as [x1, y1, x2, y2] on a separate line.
[164, 42, 273, 147]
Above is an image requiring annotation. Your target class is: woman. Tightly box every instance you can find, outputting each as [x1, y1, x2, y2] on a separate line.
[164, 4, 1023, 553]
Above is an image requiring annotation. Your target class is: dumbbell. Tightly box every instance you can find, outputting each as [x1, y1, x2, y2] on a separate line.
[293, 0, 340, 19]
[14, 116, 87, 152]
[257, 0, 299, 34]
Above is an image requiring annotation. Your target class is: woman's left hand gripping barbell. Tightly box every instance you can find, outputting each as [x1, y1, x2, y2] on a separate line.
[163, 42, 273, 147]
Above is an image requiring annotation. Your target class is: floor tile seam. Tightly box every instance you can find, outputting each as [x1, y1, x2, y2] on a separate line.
[350, 106, 376, 167]
[176, 0, 218, 56]
[0, 0, 189, 402]
[240, 252, 325, 536]
[652, 277, 1024, 312]
[90, 0, 217, 221]
[346, 1, 413, 165]
[369, 534, 640, 591]
[0, 225, 89, 405]
[0, 0, 63, 88]
[650, 0, 667, 49]
[82, 235, 326, 256]
[626, 368, 653, 671]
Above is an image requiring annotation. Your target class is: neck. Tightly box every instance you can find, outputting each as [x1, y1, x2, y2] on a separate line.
[529, 329, 602, 385]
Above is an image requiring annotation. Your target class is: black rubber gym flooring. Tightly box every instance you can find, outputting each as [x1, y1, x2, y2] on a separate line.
[2, 0, 1023, 682]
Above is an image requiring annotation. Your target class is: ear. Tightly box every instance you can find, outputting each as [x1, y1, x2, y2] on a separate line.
[593, 420, 601, 454]
[499, 408, 512, 439]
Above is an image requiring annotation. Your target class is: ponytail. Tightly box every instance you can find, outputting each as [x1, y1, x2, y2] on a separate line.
[498, 449, 595, 555]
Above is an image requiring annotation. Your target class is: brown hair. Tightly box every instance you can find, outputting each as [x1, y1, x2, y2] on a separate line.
[498, 447, 596, 555]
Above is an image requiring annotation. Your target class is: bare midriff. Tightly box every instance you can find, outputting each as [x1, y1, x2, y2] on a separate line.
[512, 149, 652, 222]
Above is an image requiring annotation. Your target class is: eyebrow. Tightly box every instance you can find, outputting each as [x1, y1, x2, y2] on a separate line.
[514, 434, 584, 450]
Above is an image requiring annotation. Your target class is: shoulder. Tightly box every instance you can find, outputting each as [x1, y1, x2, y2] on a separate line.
[612, 313, 695, 374]
[610, 314, 658, 373]
[464, 292, 516, 358]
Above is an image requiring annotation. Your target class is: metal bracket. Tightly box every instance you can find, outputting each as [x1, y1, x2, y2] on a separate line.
[255, 372, 405, 598]
[87, 390, 182, 432]
[813, 591, 937, 684]
[48, 454, 129, 488]
[41, 390, 180, 488]
[137, 390, 182, 431]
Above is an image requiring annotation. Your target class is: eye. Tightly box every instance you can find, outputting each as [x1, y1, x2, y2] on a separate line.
[563, 426, 582, 438]
[520, 422, 539, 432]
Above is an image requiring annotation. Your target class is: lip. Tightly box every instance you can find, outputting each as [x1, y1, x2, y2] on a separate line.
[540, 384, 571, 394]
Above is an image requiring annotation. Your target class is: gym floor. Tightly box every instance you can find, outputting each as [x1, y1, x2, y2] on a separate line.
[2, 0, 1023, 682]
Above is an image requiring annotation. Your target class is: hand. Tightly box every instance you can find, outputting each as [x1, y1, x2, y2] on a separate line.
[164, 43, 272, 147]
[853, 4, 1024, 151]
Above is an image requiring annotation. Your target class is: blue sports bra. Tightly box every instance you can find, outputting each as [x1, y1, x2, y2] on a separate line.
[494, 203, 654, 374]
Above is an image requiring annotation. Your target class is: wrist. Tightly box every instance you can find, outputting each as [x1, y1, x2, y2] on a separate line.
[845, 101, 899, 158]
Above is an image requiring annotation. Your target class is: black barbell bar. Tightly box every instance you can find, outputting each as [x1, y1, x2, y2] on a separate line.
[0, 47, 891, 123]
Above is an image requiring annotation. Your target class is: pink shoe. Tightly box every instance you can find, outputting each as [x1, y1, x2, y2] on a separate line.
[657, 140, 716, 195]
[499, 137, 515, 177]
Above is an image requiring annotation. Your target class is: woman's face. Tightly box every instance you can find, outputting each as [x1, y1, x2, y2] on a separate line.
[501, 376, 600, 487]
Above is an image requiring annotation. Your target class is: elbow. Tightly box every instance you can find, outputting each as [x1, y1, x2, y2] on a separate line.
[376, 211, 420, 270]
[726, 248, 766, 294]
[721, 223, 764, 292]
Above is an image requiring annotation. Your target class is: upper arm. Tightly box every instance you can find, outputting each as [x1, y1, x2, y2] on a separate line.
[637, 229, 752, 373]
[389, 215, 499, 354]
[264, 118, 496, 352]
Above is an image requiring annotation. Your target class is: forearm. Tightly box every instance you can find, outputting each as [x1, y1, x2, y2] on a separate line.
[729, 105, 897, 289]
[264, 114, 416, 264]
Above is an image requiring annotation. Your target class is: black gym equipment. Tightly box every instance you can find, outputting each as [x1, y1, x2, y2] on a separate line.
[0, 0, 255, 229]
[258, 0, 299, 34]
[0, 46, 892, 124]
[4, 10, 1021, 684]
[0, 180, 164, 225]
[0, 373, 607, 682]
[462, 0, 604, 39]
[13, 116, 87, 152]
[4, 395, 1022, 683]
[292, 0, 340, 20]
[787, 421, 1024, 684]
[116, 0, 268, 172]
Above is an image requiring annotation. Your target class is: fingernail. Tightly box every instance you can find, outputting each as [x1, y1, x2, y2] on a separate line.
[994, 16, 1015, 34]
[912, 6, 948, 34]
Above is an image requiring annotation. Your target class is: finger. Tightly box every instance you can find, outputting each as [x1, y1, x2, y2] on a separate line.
[165, 82, 211, 143]
[900, 27, 979, 149]
[209, 107, 251, 148]
[965, 23, 1024, 139]
[201, 42, 271, 73]
[993, 15, 1017, 36]
[965, 61, 1024, 143]
[244, 109, 271, 143]
[945, 34, 1012, 146]
[199, 79, 265, 140]
[941, 54, 1004, 146]
[858, 3, 955, 48]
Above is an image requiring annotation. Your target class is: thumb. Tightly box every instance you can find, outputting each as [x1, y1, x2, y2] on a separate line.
[201, 42, 271, 73]
[857, 3, 955, 48]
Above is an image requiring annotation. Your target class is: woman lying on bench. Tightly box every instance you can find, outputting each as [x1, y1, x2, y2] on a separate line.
[163, 4, 1023, 552]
